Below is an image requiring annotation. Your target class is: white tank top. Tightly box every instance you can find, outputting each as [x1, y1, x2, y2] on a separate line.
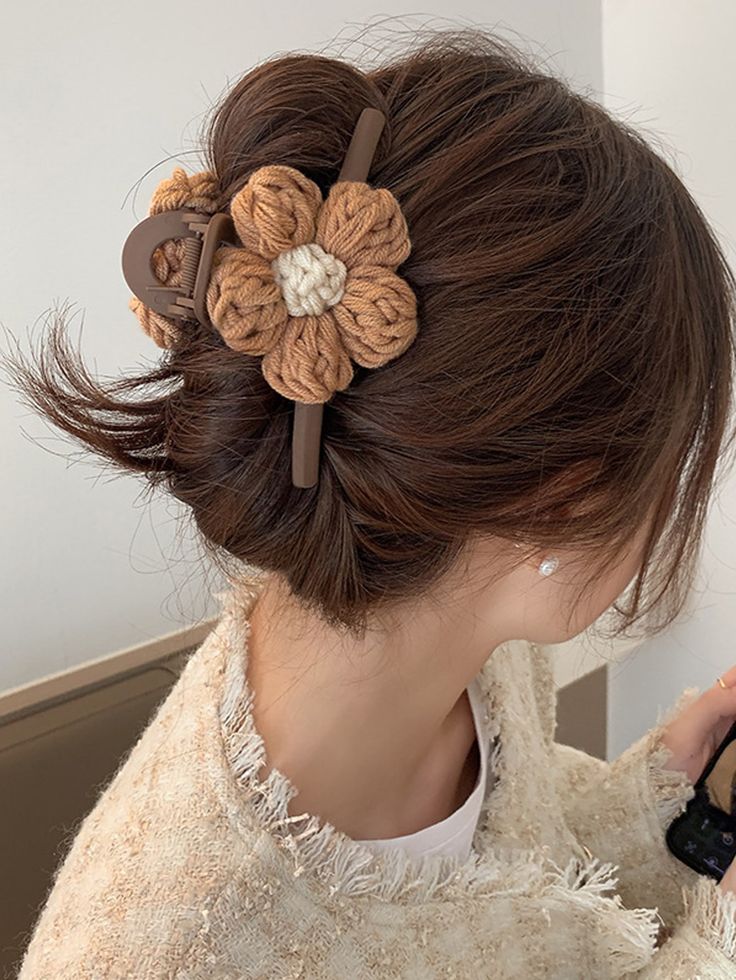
[355, 676, 492, 861]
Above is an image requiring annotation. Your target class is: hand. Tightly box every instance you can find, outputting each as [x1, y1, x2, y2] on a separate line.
[660, 664, 736, 788]
[659, 666, 736, 897]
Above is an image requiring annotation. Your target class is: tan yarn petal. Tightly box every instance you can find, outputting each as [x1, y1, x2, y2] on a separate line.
[230, 165, 323, 260]
[315, 183, 411, 270]
[332, 268, 418, 368]
[205, 246, 288, 355]
[149, 238, 185, 284]
[128, 295, 185, 349]
[148, 167, 220, 216]
[130, 168, 221, 347]
[128, 238, 191, 348]
[261, 312, 353, 404]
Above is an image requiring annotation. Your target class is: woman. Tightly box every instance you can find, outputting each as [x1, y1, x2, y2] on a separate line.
[10, 26, 736, 979]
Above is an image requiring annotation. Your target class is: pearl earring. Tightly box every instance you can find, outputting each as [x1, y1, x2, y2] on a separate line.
[538, 556, 559, 577]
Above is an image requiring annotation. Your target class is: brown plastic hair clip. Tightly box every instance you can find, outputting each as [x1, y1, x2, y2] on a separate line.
[121, 210, 238, 330]
[121, 106, 386, 490]
[291, 107, 386, 489]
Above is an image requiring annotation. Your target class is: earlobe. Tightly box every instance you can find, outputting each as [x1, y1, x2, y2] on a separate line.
[511, 542, 560, 576]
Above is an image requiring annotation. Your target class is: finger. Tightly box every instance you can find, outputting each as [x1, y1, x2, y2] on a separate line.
[701, 677, 736, 724]
[672, 667, 736, 733]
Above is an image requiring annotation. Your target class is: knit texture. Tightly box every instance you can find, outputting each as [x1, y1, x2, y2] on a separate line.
[128, 165, 419, 404]
[17, 571, 736, 979]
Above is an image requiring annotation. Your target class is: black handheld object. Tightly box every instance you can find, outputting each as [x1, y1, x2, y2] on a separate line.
[666, 719, 736, 881]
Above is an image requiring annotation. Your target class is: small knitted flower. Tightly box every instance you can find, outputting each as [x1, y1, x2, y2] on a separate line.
[129, 165, 418, 403]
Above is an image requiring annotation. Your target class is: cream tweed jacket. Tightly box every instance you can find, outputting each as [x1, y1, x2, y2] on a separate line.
[17, 571, 736, 979]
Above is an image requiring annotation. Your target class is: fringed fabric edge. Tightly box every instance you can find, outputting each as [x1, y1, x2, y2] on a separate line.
[646, 687, 701, 830]
[680, 874, 736, 962]
[542, 858, 662, 975]
[210, 573, 663, 970]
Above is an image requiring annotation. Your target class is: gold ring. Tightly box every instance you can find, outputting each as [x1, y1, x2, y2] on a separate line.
[717, 676, 728, 690]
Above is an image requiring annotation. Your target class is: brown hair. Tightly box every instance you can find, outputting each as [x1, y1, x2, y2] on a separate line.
[4, 27, 736, 639]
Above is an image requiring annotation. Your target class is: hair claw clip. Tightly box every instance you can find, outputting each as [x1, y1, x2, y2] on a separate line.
[121, 106, 386, 491]
[292, 107, 386, 489]
[121, 209, 238, 330]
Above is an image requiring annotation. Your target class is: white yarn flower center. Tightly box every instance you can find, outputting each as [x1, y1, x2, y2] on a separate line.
[271, 242, 348, 317]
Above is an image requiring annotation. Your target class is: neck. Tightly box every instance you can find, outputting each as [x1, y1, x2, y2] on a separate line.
[244, 560, 515, 840]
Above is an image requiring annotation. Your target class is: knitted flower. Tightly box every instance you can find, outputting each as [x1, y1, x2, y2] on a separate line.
[129, 165, 418, 403]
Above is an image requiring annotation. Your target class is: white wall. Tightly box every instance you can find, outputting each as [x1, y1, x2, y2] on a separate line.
[1, 4, 602, 692]
[602, 0, 736, 758]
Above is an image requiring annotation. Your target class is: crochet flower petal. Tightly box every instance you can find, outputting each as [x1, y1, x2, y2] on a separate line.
[230, 165, 323, 260]
[129, 295, 185, 350]
[130, 170, 222, 349]
[261, 311, 353, 404]
[331, 267, 418, 368]
[315, 183, 411, 270]
[206, 246, 288, 355]
[128, 238, 191, 348]
[148, 167, 220, 216]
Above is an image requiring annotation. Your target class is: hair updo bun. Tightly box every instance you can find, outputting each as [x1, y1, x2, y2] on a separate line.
[6, 28, 736, 638]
